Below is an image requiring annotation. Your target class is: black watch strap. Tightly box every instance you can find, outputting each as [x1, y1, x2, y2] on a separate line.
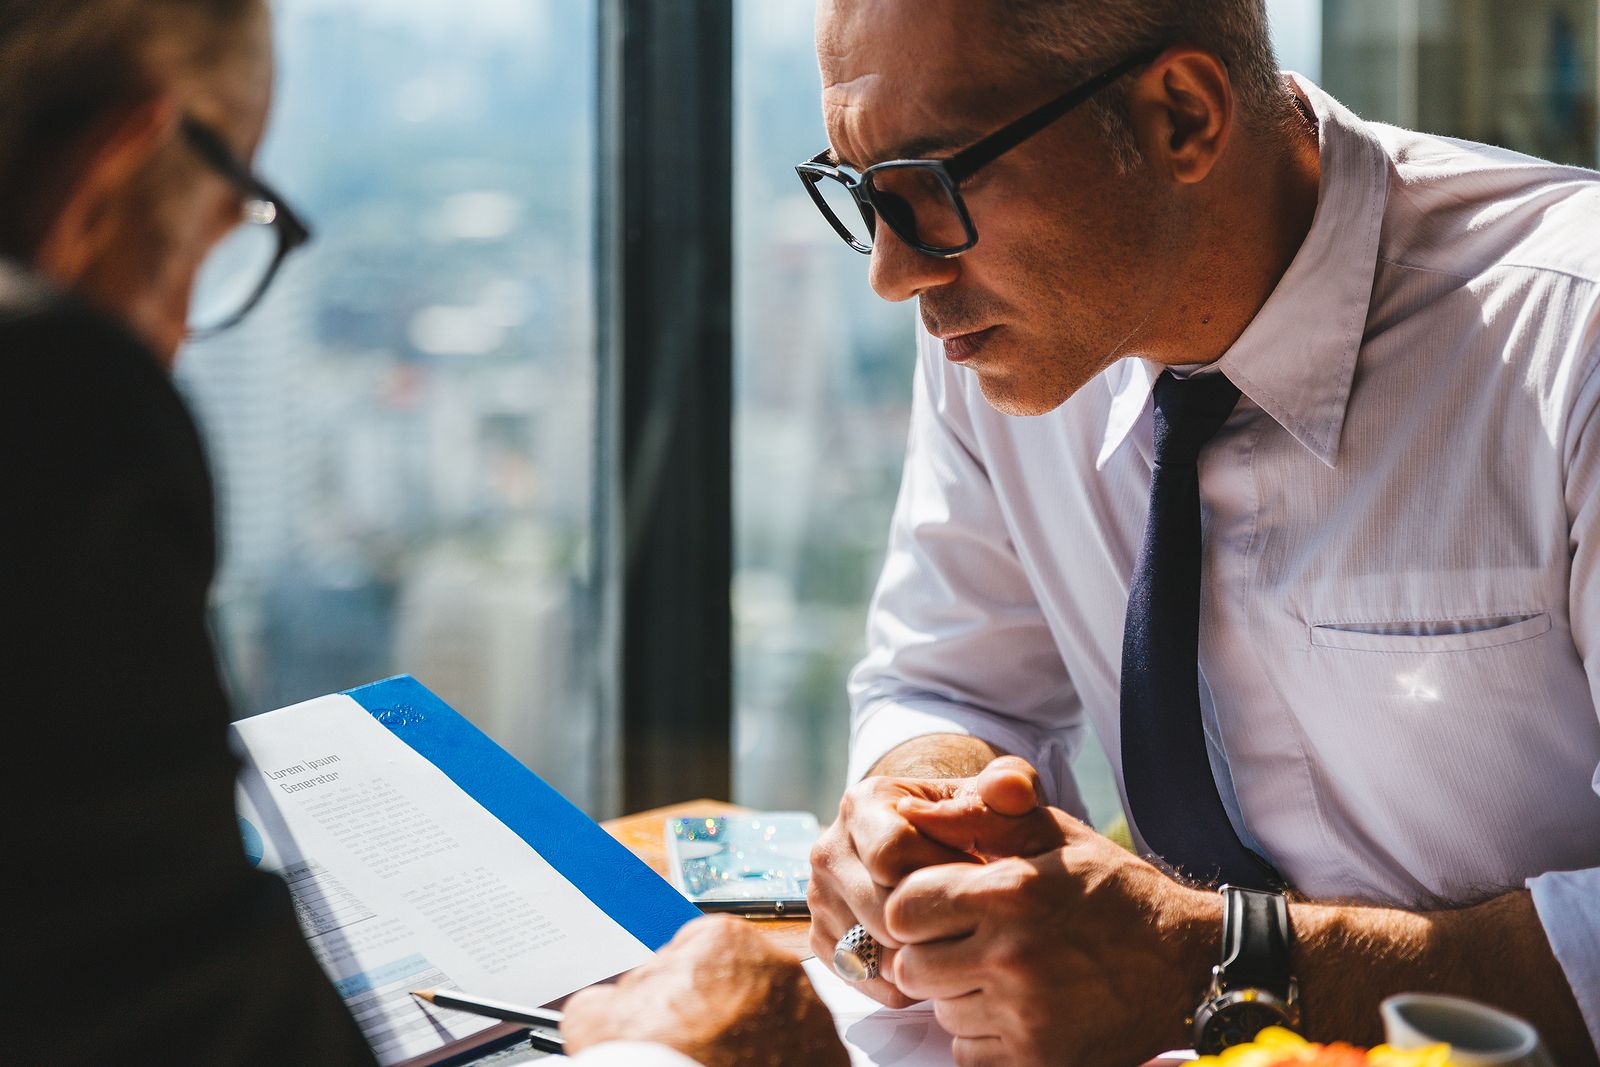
[1219, 885, 1292, 996]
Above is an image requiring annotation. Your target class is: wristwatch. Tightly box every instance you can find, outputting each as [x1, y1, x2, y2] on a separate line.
[1189, 885, 1301, 1053]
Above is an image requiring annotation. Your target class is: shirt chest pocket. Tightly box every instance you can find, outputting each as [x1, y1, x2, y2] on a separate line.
[1308, 612, 1552, 653]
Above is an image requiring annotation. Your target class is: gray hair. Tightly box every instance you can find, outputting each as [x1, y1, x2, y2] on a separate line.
[1002, 0, 1290, 170]
[0, 0, 260, 256]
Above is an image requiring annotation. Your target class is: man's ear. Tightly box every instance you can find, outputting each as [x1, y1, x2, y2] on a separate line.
[34, 94, 180, 284]
[1125, 47, 1233, 186]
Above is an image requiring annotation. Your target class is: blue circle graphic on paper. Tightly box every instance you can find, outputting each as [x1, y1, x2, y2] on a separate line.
[238, 816, 264, 867]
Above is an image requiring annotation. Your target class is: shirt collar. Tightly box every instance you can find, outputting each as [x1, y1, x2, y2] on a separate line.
[1096, 74, 1390, 471]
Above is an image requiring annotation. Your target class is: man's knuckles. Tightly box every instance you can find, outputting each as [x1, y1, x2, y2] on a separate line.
[932, 997, 984, 1038]
[842, 775, 900, 814]
[951, 1034, 1013, 1067]
[836, 783, 862, 819]
[685, 912, 744, 939]
[888, 945, 929, 997]
[559, 986, 621, 1042]
[858, 820, 930, 881]
[667, 913, 744, 957]
[807, 834, 859, 896]
[901, 802, 1064, 859]
[811, 821, 850, 868]
[982, 855, 1058, 915]
[881, 876, 939, 942]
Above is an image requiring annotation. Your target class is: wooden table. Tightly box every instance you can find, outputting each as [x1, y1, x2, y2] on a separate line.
[602, 800, 1190, 1066]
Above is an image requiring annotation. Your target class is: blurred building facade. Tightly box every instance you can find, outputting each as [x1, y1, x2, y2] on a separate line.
[1324, 0, 1596, 165]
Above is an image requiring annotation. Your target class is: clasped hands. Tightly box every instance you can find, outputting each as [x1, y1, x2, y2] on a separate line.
[808, 756, 1220, 1067]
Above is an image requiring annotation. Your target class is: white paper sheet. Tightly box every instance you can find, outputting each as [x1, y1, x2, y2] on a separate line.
[803, 959, 1197, 1066]
[804, 958, 955, 1067]
[232, 694, 655, 1066]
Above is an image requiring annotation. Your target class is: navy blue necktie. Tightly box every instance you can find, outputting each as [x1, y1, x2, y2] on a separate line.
[1120, 371, 1279, 889]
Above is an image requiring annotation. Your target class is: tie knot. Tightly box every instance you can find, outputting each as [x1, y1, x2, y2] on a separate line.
[1151, 370, 1241, 467]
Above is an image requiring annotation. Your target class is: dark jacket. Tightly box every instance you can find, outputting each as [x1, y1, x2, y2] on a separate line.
[0, 277, 378, 1066]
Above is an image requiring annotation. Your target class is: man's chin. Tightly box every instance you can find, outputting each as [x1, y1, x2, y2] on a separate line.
[971, 366, 1072, 418]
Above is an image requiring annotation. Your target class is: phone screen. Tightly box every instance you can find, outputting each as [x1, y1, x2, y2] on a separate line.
[665, 812, 819, 904]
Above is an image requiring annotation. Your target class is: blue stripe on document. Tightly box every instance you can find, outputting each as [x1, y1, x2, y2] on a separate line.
[343, 675, 700, 951]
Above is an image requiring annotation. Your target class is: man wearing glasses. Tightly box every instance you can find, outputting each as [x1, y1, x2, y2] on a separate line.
[804, 0, 1600, 1064]
[3, 3, 846, 1066]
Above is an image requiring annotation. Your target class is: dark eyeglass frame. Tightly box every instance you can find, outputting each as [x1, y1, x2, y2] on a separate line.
[796, 49, 1162, 259]
[181, 115, 313, 338]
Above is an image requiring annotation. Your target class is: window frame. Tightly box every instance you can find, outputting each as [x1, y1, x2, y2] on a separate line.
[597, 0, 735, 814]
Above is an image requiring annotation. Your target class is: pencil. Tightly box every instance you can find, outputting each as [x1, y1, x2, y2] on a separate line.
[411, 988, 565, 1050]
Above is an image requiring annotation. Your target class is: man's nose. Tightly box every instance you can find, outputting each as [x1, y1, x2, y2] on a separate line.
[867, 226, 960, 303]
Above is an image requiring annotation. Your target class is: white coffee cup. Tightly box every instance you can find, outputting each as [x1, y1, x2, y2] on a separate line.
[1380, 993, 1555, 1067]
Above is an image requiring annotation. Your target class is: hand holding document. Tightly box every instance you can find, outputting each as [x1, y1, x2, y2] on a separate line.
[560, 915, 851, 1067]
[231, 677, 699, 1067]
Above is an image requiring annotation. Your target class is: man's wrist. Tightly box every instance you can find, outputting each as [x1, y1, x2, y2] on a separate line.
[1288, 898, 1427, 1046]
[1187, 887, 1301, 1052]
[1154, 878, 1226, 1045]
[865, 733, 1004, 780]
[1286, 890, 1596, 1065]
[1174, 884, 1225, 983]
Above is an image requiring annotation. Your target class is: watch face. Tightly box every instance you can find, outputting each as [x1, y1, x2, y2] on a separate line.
[1199, 998, 1295, 1053]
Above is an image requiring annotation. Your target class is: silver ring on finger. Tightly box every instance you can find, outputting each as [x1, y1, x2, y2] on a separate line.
[833, 923, 882, 982]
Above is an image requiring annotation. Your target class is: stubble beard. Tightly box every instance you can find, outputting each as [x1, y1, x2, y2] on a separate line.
[971, 342, 1099, 416]
[921, 250, 1134, 418]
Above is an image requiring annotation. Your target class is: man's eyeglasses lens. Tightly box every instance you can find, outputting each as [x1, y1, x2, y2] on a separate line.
[804, 165, 974, 256]
[188, 201, 283, 337]
[869, 165, 971, 252]
[808, 174, 875, 249]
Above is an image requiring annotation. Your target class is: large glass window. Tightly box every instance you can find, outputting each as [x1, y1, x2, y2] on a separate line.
[177, 0, 608, 812]
[1323, 0, 1596, 165]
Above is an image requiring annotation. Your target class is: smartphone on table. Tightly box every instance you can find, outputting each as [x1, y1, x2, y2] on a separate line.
[664, 812, 819, 918]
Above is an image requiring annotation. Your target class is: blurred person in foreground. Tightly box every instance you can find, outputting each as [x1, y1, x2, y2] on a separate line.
[802, 0, 1600, 1064]
[0, 3, 843, 1065]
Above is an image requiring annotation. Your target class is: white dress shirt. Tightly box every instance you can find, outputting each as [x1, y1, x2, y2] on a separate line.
[848, 74, 1600, 1050]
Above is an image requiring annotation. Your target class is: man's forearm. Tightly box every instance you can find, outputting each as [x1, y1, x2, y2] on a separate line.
[866, 733, 1006, 780]
[1292, 889, 1595, 1065]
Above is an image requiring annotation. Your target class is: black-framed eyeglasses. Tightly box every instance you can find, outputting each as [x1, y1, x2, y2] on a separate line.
[796, 49, 1160, 259]
[181, 116, 313, 339]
